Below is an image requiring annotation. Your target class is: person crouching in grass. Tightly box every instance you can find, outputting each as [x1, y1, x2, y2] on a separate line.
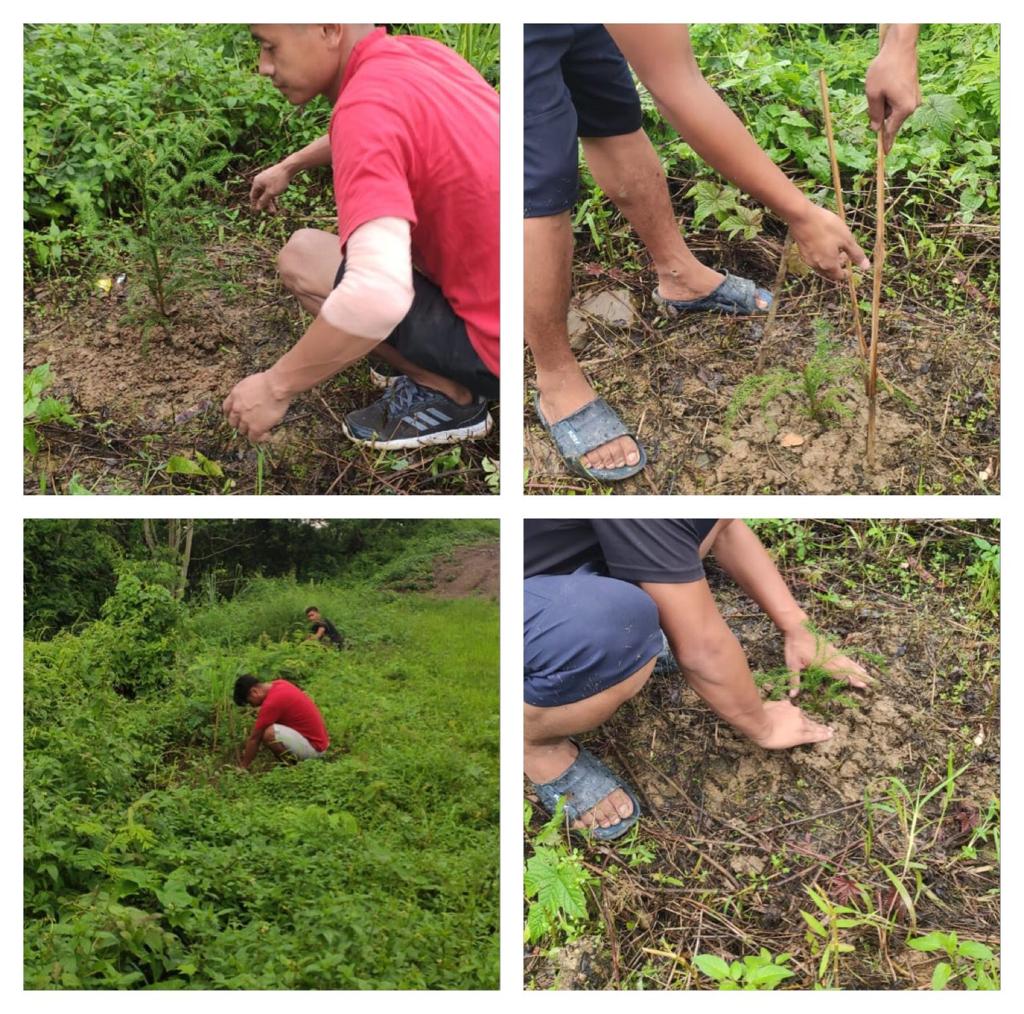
[224, 24, 499, 450]
[234, 674, 330, 768]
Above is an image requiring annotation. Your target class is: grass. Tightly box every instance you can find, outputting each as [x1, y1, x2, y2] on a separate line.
[26, 549, 499, 988]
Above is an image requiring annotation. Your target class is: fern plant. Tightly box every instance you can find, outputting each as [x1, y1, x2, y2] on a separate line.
[724, 319, 861, 437]
[116, 119, 233, 321]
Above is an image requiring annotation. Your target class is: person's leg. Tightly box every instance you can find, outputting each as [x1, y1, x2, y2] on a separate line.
[581, 130, 769, 307]
[260, 724, 291, 760]
[524, 569, 664, 831]
[525, 655, 656, 829]
[525, 214, 641, 472]
[276, 229, 339, 315]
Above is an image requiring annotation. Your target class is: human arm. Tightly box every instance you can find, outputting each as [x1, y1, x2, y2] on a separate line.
[708, 521, 871, 696]
[239, 725, 262, 769]
[250, 134, 332, 212]
[222, 218, 413, 441]
[605, 24, 869, 281]
[866, 24, 921, 154]
[640, 578, 832, 748]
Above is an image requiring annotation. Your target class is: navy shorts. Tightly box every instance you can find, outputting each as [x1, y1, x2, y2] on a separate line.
[524, 24, 644, 218]
[333, 261, 499, 401]
[524, 564, 663, 707]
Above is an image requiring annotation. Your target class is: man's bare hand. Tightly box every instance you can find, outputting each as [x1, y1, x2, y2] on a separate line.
[222, 371, 291, 442]
[790, 204, 871, 282]
[752, 699, 834, 749]
[866, 37, 922, 154]
[250, 161, 295, 213]
[784, 624, 872, 698]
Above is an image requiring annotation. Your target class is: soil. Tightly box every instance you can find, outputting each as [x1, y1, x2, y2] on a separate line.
[525, 235, 999, 495]
[525, 524, 1000, 990]
[24, 234, 499, 495]
[429, 542, 500, 600]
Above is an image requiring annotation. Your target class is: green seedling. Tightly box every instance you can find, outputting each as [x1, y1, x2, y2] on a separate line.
[693, 949, 794, 990]
[907, 931, 999, 990]
[724, 320, 861, 438]
[523, 798, 597, 946]
[24, 363, 77, 455]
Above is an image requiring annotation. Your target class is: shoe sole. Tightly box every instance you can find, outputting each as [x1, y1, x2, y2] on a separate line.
[343, 413, 494, 450]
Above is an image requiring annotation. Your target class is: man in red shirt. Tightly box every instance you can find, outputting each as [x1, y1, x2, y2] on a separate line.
[224, 24, 499, 450]
[233, 674, 330, 767]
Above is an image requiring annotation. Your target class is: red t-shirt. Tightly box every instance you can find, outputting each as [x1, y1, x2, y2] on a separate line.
[330, 28, 499, 377]
[253, 680, 330, 752]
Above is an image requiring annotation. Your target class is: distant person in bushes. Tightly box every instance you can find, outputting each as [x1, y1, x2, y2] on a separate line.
[523, 519, 872, 839]
[524, 24, 919, 481]
[305, 606, 343, 648]
[233, 674, 330, 767]
[223, 23, 499, 448]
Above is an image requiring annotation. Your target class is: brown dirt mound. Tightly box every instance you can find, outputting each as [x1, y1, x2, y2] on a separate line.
[430, 542, 499, 599]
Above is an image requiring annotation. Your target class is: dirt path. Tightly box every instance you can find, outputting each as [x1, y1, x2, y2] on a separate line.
[429, 542, 499, 599]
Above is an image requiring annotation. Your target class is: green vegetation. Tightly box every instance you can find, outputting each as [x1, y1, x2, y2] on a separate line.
[25, 520, 498, 989]
[525, 520, 999, 990]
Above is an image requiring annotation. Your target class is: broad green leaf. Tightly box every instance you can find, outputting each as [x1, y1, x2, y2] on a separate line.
[693, 954, 730, 981]
[908, 933, 945, 952]
[957, 940, 994, 961]
[165, 455, 204, 475]
[931, 961, 952, 990]
[801, 911, 827, 937]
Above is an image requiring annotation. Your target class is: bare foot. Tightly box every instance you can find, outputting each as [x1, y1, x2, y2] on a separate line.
[535, 365, 641, 473]
[657, 264, 770, 310]
[525, 739, 634, 832]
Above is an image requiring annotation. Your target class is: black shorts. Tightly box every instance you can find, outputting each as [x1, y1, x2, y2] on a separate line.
[524, 24, 644, 218]
[333, 261, 499, 401]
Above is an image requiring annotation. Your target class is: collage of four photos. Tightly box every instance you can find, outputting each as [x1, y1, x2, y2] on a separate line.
[22, 22, 1000, 993]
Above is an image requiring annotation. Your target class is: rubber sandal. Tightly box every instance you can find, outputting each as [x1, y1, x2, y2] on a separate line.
[532, 741, 641, 841]
[653, 271, 772, 316]
[534, 392, 646, 483]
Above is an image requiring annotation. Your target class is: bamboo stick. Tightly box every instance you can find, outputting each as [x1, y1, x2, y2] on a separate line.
[866, 25, 890, 467]
[754, 231, 792, 373]
[818, 69, 868, 361]
[867, 128, 886, 467]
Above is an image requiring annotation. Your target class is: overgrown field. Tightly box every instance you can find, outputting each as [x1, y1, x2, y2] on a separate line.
[525, 24, 999, 494]
[24, 23, 500, 495]
[25, 537, 500, 988]
[525, 520, 999, 990]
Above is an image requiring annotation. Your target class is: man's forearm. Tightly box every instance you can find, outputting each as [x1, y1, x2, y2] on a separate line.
[266, 314, 380, 400]
[239, 735, 260, 769]
[282, 134, 332, 175]
[709, 522, 808, 634]
[606, 25, 812, 227]
[641, 581, 770, 741]
[880, 24, 919, 52]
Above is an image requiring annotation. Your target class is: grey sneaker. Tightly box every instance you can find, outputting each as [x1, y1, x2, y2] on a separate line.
[342, 376, 493, 450]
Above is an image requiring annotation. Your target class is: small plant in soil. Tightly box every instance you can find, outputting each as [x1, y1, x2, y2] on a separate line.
[907, 931, 999, 990]
[724, 319, 862, 438]
[756, 663, 859, 715]
[692, 949, 794, 990]
[24, 363, 77, 455]
[524, 798, 597, 947]
[115, 123, 233, 325]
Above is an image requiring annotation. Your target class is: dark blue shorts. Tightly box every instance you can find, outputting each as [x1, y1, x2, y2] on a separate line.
[524, 565, 663, 707]
[524, 24, 644, 218]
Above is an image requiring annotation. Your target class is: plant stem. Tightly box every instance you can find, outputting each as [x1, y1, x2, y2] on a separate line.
[818, 69, 868, 361]
[754, 231, 792, 373]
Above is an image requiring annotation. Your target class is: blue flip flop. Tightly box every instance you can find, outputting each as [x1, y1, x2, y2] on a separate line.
[532, 742, 641, 841]
[534, 392, 646, 483]
[653, 271, 772, 317]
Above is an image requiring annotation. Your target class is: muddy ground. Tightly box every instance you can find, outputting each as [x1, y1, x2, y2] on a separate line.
[525, 522, 1000, 990]
[525, 230, 999, 495]
[429, 542, 500, 599]
[24, 219, 499, 495]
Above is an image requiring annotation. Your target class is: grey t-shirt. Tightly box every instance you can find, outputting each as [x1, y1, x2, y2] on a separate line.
[524, 519, 718, 584]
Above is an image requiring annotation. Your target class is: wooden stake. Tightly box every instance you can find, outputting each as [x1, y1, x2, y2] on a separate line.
[867, 129, 886, 467]
[754, 231, 792, 373]
[819, 69, 868, 360]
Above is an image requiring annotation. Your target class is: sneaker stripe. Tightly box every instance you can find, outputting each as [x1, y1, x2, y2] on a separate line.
[422, 408, 452, 424]
[403, 415, 429, 431]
